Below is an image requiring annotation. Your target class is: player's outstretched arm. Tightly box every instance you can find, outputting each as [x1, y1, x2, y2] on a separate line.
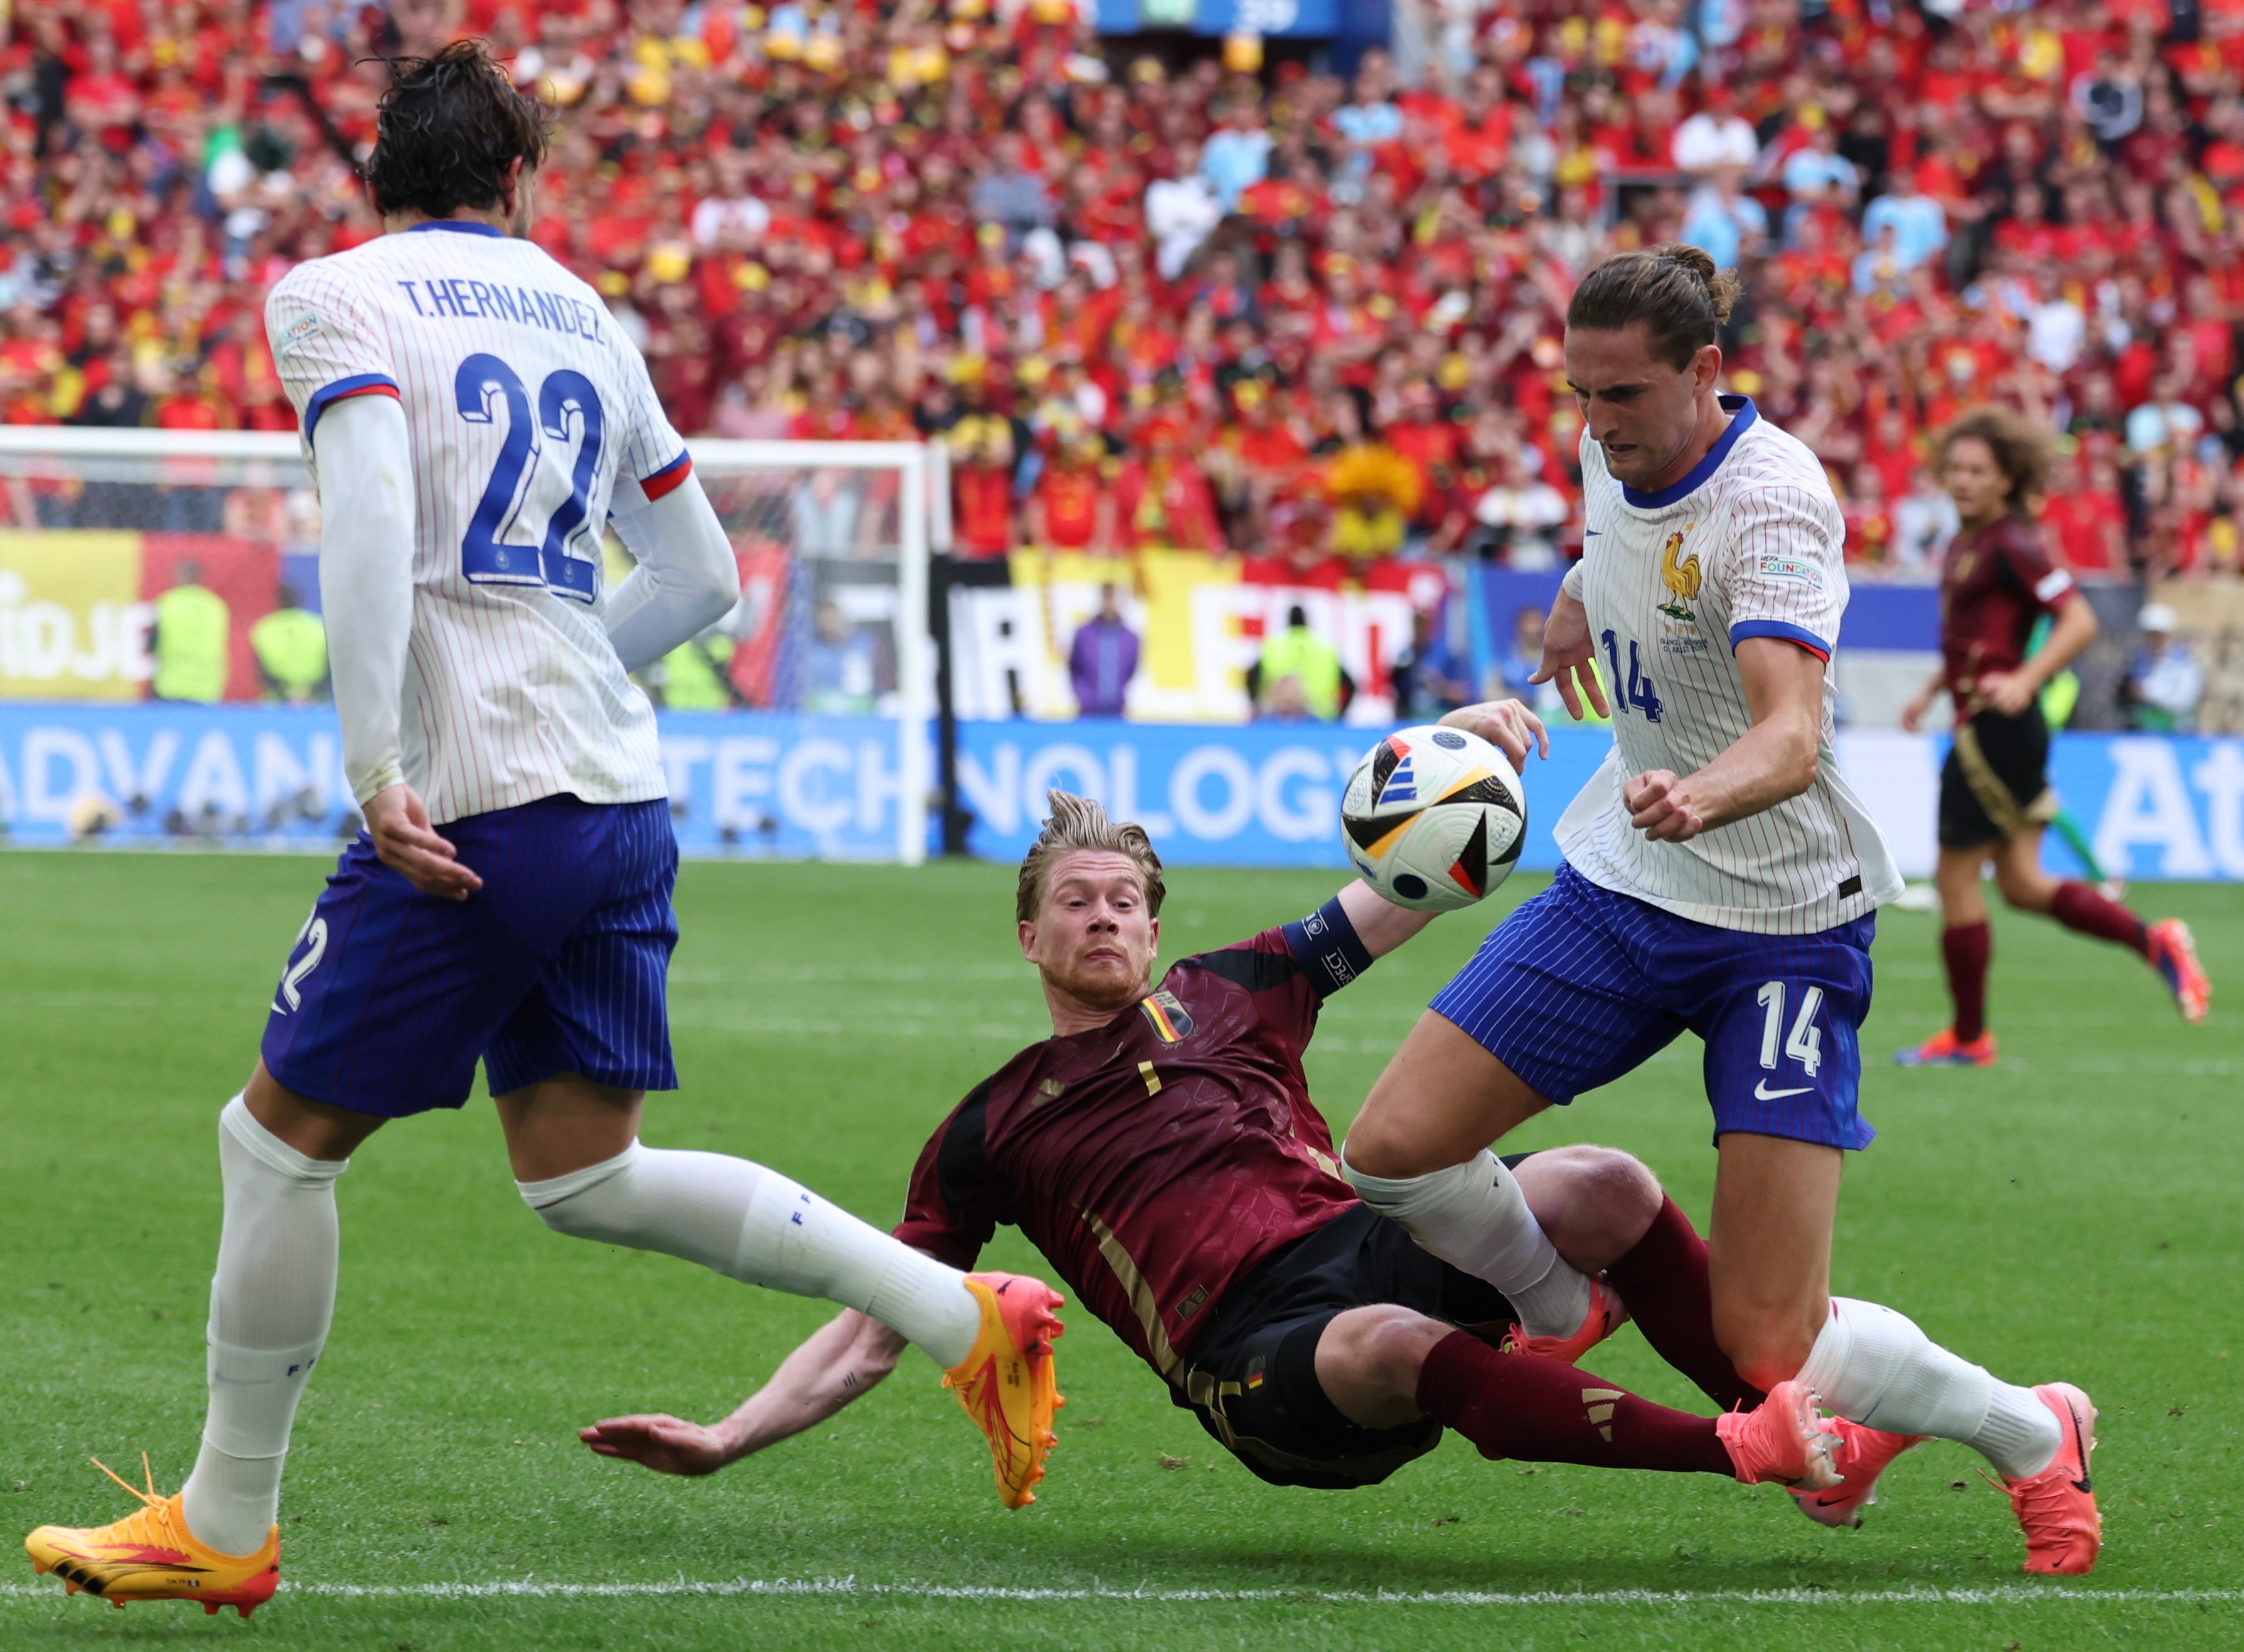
[1529, 585, 1613, 721]
[1626, 637, 1824, 842]
[580, 1309, 906, 1477]
[604, 470, 742, 674]
[316, 394, 483, 899]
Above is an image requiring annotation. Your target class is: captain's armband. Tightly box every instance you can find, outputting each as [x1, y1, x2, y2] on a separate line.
[1283, 897, 1375, 997]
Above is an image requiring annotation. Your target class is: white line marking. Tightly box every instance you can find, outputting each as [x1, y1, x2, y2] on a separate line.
[3, 1579, 2238, 1607]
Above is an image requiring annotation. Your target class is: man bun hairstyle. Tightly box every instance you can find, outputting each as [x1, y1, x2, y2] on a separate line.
[1016, 790, 1167, 925]
[1937, 405, 2054, 507]
[363, 40, 550, 222]
[1566, 243, 1743, 371]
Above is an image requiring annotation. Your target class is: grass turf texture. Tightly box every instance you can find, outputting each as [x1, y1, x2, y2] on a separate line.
[0, 851, 2238, 1651]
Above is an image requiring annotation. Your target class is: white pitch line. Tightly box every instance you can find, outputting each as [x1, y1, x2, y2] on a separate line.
[3, 1579, 2239, 1607]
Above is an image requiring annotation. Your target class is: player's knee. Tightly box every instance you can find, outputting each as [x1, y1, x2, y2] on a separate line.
[518, 1143, 643, 1244]
[1520, 1146, 1662, 1271]
[1994, 863, 2053, 913]
[1318, 1306, 1448, 1426]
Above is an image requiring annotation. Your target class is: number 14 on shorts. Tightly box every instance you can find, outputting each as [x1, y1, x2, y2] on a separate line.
[1756, 981, 1824, 1079]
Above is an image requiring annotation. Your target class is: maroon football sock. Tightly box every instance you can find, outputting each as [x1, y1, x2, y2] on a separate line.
[1414, 1330, 1734, 1476]
[2051, 880, 2150, 956]
[1603, 1196, 1763, 1412]
[1942, 920, 1992, 1042]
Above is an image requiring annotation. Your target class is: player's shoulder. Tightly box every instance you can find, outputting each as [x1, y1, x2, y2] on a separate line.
[267, 243, 387, 309]
[1168, 928, 1300, 996]
[1724, 409, 1838, 505]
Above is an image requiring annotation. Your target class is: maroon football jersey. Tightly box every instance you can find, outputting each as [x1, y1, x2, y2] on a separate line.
[1938, 512, 2077, 705]
[894, 927, 1362, 1383]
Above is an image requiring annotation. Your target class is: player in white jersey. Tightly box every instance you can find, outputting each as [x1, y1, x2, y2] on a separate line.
[1333, 248, 2100, 1575]
[26, 45, 1061, 1621]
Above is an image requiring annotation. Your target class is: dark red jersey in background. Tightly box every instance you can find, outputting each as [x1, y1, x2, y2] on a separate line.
[1938, 512, 2078, 706]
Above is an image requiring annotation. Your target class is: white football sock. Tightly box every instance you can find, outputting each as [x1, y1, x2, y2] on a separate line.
[519, 1143, 981, 1368]
[1797, 1297, 2061, 1480]
[180, 1096, 345, 1557]
[1341, 1147, 1593, 1339]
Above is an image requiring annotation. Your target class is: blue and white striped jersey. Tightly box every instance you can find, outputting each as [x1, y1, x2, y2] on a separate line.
[265, 221, 692, 824]
[1554, 397, 1902, 935]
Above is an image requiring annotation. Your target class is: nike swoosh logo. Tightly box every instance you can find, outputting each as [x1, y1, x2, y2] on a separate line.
[1754, 1080, 1814, 1100]
[1584, 529, 1602, 536]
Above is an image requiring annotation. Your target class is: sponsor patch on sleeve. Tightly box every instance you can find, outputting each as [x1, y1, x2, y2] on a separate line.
[1756, 553, 1825, 586]
[276, 311, 325, 356]
[2034, 568, 2075, 602]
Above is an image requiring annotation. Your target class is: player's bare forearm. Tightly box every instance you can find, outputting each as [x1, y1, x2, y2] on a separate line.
[2018, 594, 2098, 690]
[580, 1309, 904, 1476]
[1336, 877, 1439, 959]
[1529, 590, 1611, 721]
[1438, 698, 1549, 768]
[1626, 639, 1824, 841]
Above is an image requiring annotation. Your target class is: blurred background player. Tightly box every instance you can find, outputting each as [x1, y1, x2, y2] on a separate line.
[1337, 250, 2102, 1577]
[1895, 410, 2209, 1068]
[24, 44, 1059, 1622]
[584, 785, 1840, 1503]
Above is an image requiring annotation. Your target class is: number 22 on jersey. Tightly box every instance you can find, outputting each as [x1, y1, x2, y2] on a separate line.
[455, 353, 606, 603]
[1600, 629, 1664, 722]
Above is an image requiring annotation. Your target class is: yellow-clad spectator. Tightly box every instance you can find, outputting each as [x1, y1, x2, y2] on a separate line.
[250, 585, 329, 704]
[151, 562, 230, 704]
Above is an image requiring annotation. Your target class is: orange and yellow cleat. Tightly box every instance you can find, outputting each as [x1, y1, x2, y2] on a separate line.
[2004, 1382, 2102, 1576]
[24, 1456, 279, 1618]
[2147, 919, 2209, 1023]
[1893, 1027, 1998, 1067]
[1716, 1380, 1842, 1491]
[1500, 1275, 1629, 1365]
[943, 1272, 1065, 1509]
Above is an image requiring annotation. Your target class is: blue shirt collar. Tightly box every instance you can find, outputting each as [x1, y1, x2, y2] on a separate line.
[1619, 395, 1758, 509]
[407, 220, 508, 238]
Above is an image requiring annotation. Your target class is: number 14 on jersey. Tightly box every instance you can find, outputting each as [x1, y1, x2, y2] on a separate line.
[1600, 629, 1664, 722]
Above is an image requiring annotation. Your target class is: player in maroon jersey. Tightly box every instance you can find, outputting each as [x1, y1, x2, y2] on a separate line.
[1894, 408, 2209, 1068]
[581, 784, 1848, 1498]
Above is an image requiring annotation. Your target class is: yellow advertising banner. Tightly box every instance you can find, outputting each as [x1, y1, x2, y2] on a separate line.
[0, 532, 152, 702]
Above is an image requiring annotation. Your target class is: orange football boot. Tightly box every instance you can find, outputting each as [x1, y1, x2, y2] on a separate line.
[2147, 920, 2209, 1023]
[1716, 1381, 1842, 1491]
[25, 1456, 279, 1617]
[1893, 1027, 1998, 1067]
[2001, 1383, 2102, 1576]
[1500, 1276, 1629, 1364]
[942, 1272, 1065, 1508]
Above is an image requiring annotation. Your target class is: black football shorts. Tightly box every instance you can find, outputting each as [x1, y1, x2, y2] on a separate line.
[1172, 1165, 1525, 1490]
[1940, 703, 2058, 849]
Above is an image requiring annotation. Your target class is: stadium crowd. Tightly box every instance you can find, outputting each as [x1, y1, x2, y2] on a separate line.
[8, 0, 2244, 732]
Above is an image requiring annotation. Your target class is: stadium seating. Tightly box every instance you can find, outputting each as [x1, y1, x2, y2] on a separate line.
[4, 0, 2241, 589]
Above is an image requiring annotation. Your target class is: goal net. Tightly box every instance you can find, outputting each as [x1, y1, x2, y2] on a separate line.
[0, 428, 933, 863]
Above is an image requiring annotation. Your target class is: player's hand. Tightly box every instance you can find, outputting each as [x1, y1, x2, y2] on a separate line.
[580, 1414, 734, 1477]
[1529, 591, 1611, 722]
[1438, 698, 1549, 766]
[1625, 769, 1705, 842]
[1975, 669, 2037, 717]
[1898, 691, 1931, 733]
[363, 784, 483, 900]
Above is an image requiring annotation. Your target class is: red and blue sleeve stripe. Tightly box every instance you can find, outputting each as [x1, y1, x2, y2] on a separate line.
[1729, 619, 1830, 662]
[639, 450, 692, 501]
[303, 374, 400, 444]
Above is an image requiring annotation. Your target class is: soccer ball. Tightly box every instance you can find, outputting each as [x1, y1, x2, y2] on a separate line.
[1340, 725, 1527, 911]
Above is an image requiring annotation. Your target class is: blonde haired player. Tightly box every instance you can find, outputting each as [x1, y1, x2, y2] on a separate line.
[1337, 247, 2102, 1575]
[26, 43, 1059, 1619]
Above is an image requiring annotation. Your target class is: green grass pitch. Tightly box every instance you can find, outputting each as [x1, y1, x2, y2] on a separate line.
[1, 850, 2238, 1650]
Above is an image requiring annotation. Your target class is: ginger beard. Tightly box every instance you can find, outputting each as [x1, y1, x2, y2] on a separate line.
[1020, 851, 1159, 1018]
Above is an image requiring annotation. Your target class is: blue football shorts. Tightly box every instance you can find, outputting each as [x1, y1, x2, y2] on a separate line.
[260, 794, 680, 1118]
[1430, 862, 1877, 1151]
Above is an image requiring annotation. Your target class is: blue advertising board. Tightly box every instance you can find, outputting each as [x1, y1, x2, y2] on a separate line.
[1, 705, 2238, 883]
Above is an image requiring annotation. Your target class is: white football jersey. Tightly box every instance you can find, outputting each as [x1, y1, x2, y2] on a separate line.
[267, 223, 691, 824]
[1554, 397, 1902, 935]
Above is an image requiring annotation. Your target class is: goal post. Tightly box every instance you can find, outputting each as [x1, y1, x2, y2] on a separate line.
[0, 427, 935, 865]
